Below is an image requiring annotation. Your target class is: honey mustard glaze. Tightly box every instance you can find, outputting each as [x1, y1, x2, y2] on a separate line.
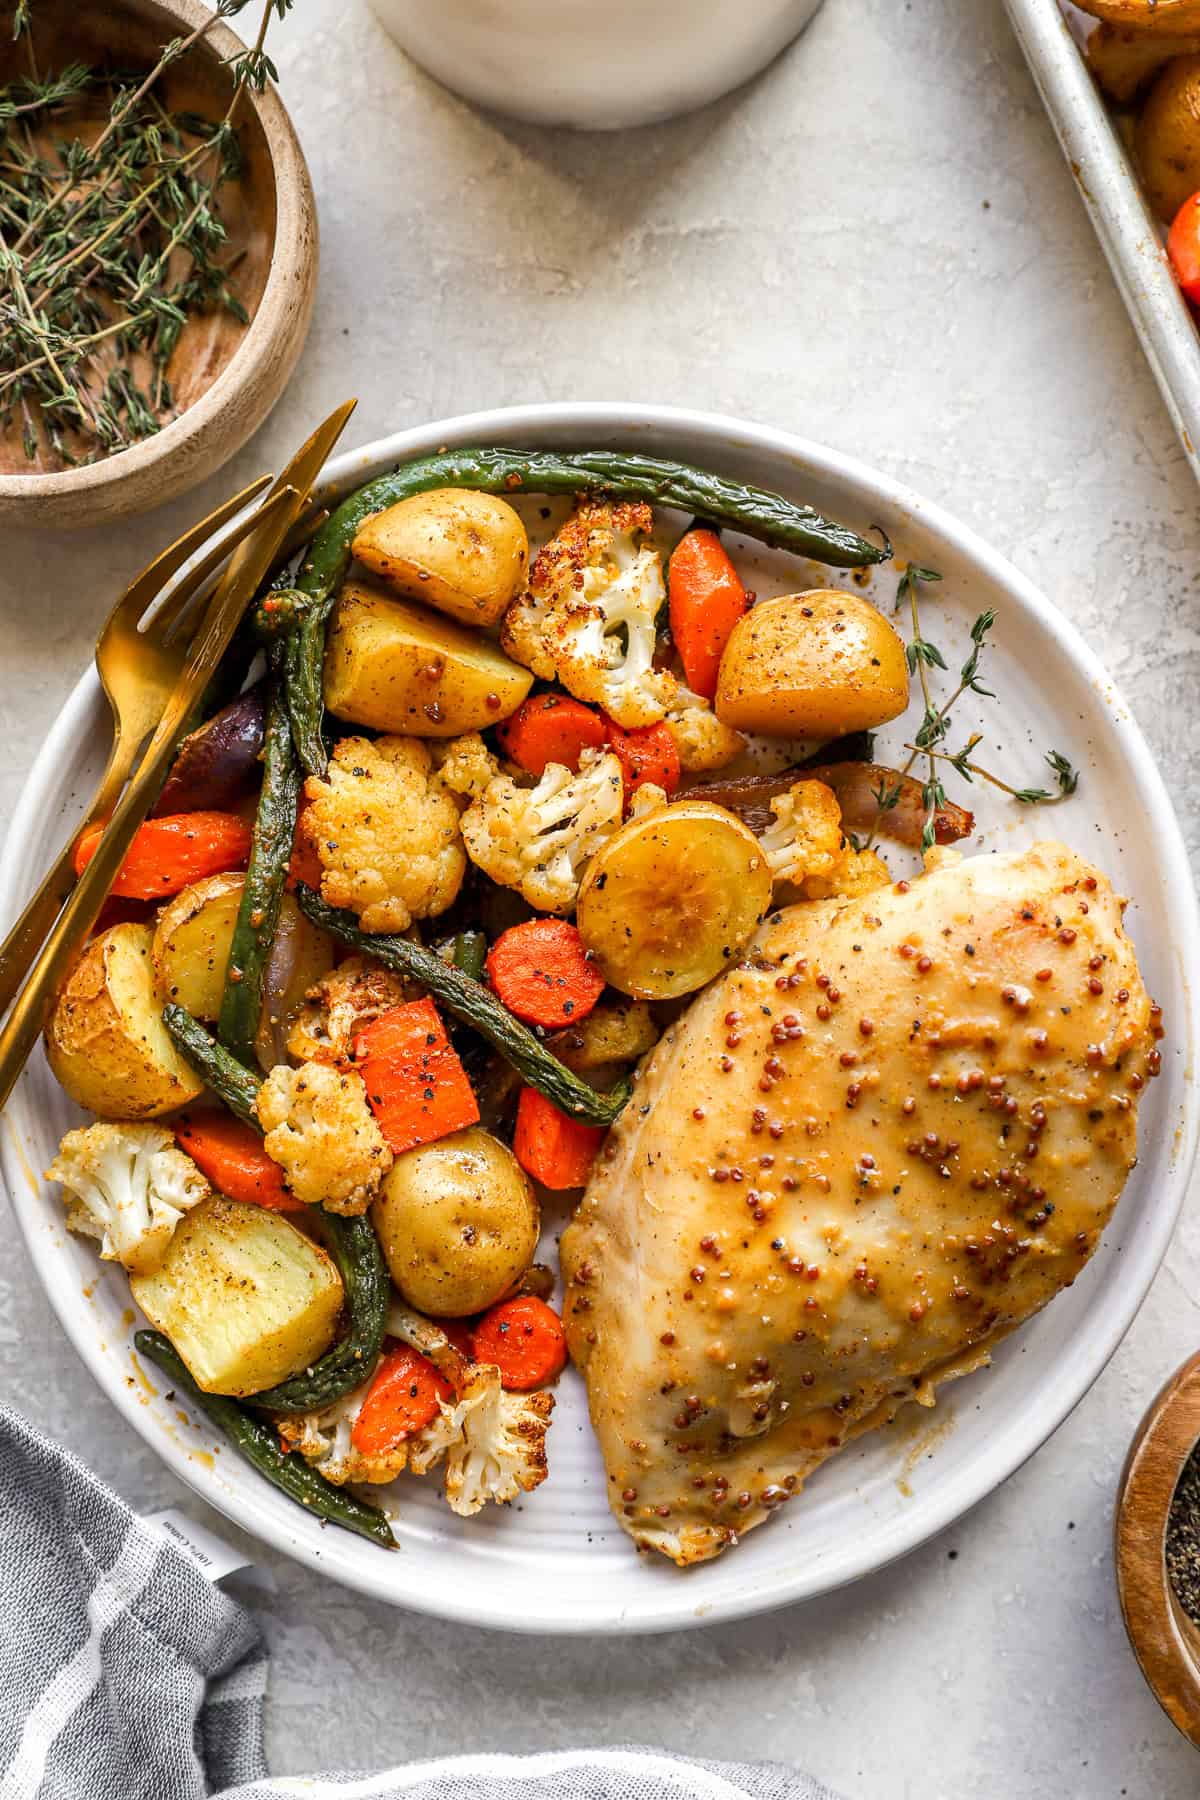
[561, 842, 1161, 1564]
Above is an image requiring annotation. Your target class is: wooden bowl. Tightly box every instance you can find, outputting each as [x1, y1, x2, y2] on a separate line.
[0, 0, 317, 530]
[1115, 1350, 1200, 1746]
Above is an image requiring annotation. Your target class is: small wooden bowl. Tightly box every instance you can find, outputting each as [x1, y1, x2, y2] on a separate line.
[1115, 1350, 1200, 1746]
[0, 0, 317, 530]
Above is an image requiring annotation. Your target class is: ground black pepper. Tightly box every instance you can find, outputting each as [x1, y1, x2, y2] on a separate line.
[1166, 1440, 1200, 1623]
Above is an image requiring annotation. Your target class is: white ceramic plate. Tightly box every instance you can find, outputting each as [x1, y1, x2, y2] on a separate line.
[4, 404, 1197, 1635]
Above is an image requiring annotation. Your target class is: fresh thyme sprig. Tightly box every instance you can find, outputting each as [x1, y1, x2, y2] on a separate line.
[0, 0, 294, 469]
[865, 563, 1078, 852]
[905, 738, 1082, 806]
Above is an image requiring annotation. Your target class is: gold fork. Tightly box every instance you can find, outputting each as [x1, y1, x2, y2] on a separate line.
[0, 398, 358, 1111]
[0, 475, 273, 1019]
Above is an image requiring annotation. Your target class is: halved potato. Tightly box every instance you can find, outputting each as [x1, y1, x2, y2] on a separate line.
[323, 578, 533, 737]
[46, 922, 204, 1119]
[1087, 23, 1200, 102]
[714, 590, 909, 740]
[1136, 54, 1200, 220]
[152, 871, 244, 1019]
[131, 1197, 344, 1396]
[352, 489, 529, 627]
[1075, 0, 1200, 26]
[576, 800, 772, 1000]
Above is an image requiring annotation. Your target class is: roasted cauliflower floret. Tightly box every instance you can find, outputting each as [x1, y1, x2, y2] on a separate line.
[803, 845, 891, 900]
[761, 779, 890, 900]
[255, 1061, 392, 1214]
[460, 748, 624, 912]
[664, 689, 745, 773]
[501, 500, 677, 729]
[416, 1363, 553, 1516]
[277, 1373, 411, 1487]
[429, 732, 500, 801]
[286, 957, 412, 1066]
[384, 1299, 553, 1511]
[47, 1122, 209, 1274]
[303, 735, 466, 934]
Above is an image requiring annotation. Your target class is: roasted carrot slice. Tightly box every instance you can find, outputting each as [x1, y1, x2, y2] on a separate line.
[604, 719, 681, 801]
[174, 1111, 301, 1212]
[486, 919, 605, 1029]
[353, 998, 480, 1154]
[473, 1296, 568, 1391]
[512, 1085, 605, 1190]
[497, 693, 608, 776]
[351, 1343, 452, 1454]
[668, 528, 748, 700]
[74, 811, 252, 900]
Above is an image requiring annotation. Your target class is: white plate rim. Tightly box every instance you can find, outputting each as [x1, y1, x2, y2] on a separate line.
[3, 400, 1198, 1635]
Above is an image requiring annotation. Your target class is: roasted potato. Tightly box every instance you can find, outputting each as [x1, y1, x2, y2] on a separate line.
[130, 1197, 344, 1395]
[46, 922, 204, 1119]
[1086, 23, 1200, 102]
[714, 590, 909, 740]
[372, 1127, 539, 1317]
[1136, 54, 1200, 219]
[1075, 0, 1200, 25]
[576, 801, 772, 1001]
[351, 488, 529, 628]
[152, 871, 244, 1019]
[549, 999, 661, 1072]
[323, 578, 533, 737]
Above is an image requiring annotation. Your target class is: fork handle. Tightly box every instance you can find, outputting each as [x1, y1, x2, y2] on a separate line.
[0, 839, 81, 1021]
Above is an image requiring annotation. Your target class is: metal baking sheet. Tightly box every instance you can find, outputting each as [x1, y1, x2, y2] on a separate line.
[1003, 0, 1200, 480]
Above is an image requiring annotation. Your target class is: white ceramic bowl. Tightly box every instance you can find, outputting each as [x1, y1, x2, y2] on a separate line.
[3, 404, 1197, 1635]
[367, 0, 825, 130]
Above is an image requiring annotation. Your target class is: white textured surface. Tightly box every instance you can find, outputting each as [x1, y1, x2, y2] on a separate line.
[2, 0, 1199, 1791]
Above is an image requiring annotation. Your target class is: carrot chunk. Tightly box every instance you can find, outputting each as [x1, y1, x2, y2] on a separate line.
[486, 918, 605, 1029]
[1169, 192, 1200, 306]
[497, 693, 607, 776]
[513, 1085, 604, 1190]
[604, 719, 681, 801]
[473, 1296, 568, 1391]
[74, 811, 252, 900]
[353, 998, 479, 1154]
[351, 1343, 452, 1454]
[174, 1111, 301, 1212]
[668, 528, 748, 700]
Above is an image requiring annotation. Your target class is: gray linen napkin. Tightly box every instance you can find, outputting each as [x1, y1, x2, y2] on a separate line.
[0, 1407, 841, 1800]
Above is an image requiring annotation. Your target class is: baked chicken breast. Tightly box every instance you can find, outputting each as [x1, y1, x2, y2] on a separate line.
[561, 842, 1160, 1564]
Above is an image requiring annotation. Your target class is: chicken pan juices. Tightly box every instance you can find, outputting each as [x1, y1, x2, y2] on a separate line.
[40, 447, 1162, 1562]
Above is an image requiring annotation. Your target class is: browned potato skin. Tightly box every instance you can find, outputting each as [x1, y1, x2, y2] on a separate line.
[1087, 22, 1200, 102]
[1135, 54, 1200, 218]
[714, 590, 909, 740]
[46, 923, 204, 1119]
[351, 489, 529, 628]
[372, 1127, 539, 1317]
[323, 578, 533, 737]
[152, 871, 245, 1020]
[1076, 0, 1200, 25]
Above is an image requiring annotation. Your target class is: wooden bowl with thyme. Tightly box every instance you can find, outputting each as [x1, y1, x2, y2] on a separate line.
[1115, 1349, 1200, 1747]
[0, 0, 317, 530]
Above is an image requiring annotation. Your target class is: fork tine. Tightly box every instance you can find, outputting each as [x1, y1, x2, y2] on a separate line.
[111, 472, 274, 631]
[139, 481, 299, 646]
